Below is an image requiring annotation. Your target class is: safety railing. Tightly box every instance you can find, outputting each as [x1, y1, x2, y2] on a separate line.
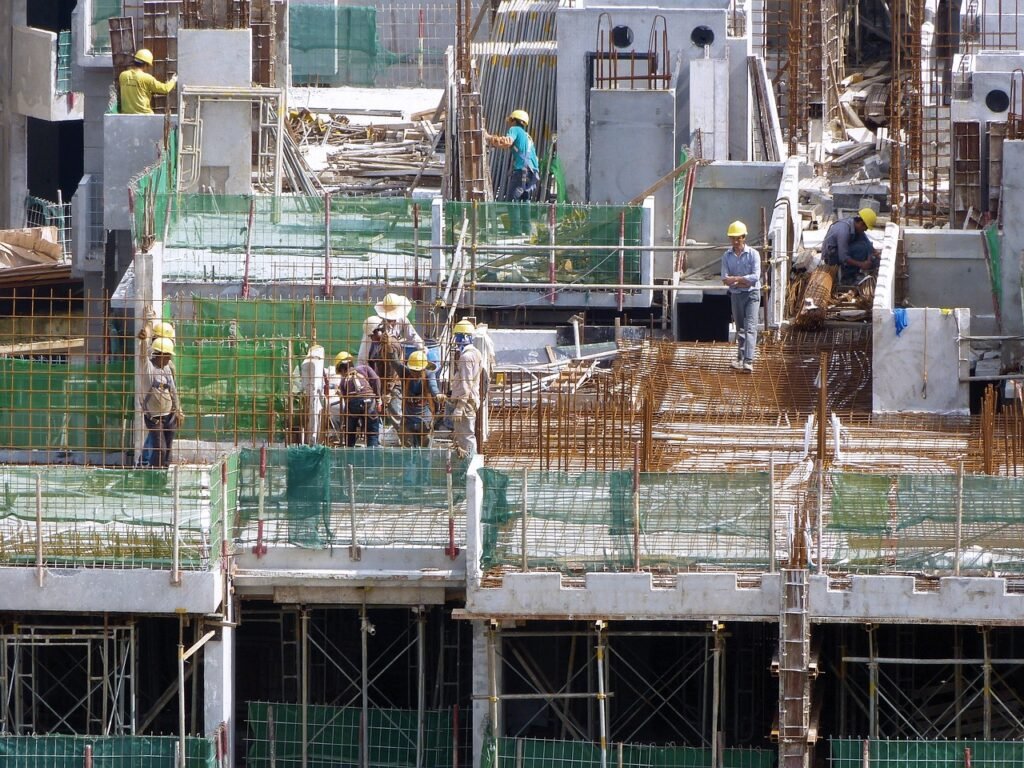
[0, 734, 217, 768]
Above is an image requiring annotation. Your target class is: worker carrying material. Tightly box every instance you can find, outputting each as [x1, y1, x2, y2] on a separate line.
[398, 349, 443, 448]
[449, 318, 483, 456]
[119, 48, 177, 115]
[821, 207, 880, 284]
[334, 351, 382, 448]
[139, 336, 182, 468]
[485, 109, 539, 235]
[721, 221, 761, 373]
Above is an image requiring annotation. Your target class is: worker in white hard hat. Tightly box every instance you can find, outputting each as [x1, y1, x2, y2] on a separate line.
[721, 221, 761, 373]
[821, 207, 880, 284]
[333, 351, 383, 447]
[374, 293, 424, 348]
[485, 109, 539, 235]
[449, 318, 483, 456]
[119, 48, 177, 115]
[139, 335, 182, 468]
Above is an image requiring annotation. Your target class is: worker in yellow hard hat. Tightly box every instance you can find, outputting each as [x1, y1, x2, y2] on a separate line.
[119, 48, 177, 115]
[398, 349, 443, 448]
[485, 109, 539, 235]
[449, 319, 484, 456]
[139, 335, 182, 468]
[821, 207, 880, 284]
[721, 221, 761, 373]
[333, 351, 383, 447]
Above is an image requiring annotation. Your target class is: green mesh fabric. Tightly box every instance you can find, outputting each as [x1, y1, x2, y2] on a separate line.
[443, 201, 645, 284]
[831, 739, 1024, 768]
[984, 222, 1001, 309]
[131, 128, 178, 250]
[493, 737, 775, 768]
[0, 735, 216, 767]
[897, 474, 1024, 526]
[289, 5, 400, 87]
[829, 473, 893, 532]
[246, 701, 454, 768]
[88, 0, 122, 54]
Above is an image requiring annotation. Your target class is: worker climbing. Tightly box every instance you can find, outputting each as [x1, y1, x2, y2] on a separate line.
[449, 318, 483, 456]
[118, 48, 177, 115]
[486, 109, 539, 235]
[721, 220, 761, 373]
[333, 351, 382, 448]
[821, 207, 880, 284]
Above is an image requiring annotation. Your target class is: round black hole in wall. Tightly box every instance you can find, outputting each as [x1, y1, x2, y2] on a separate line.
[691, 25, 715, 47]
[611, 25, 633, 48]
[986, 89, 1010, 112]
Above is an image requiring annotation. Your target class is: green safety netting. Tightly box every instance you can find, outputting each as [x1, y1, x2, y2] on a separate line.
[131, 129, 178, 250]
[246, 701, 453, 768]
[88, 0, 122, 54]
[0, 734, 215, 767]
[289, 5, 399, 87]
[484, 737, 776, 768]
[478, 469, 772, 572]
[831, 739, 1024, 768]
[984, 222, 1001, 316]
[0, 358, 132, 453]
[443, 201, 645, 285]
[896, 474, 1024, 527]
[829, 472, 892, 531]
[235, 446, 468, 548]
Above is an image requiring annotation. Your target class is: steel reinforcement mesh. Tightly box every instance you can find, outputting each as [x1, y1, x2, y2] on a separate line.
[830, 739, 1024, 768]
[0, 734, 216, 767]
[246, 701, 454, 768]
[235, 446, 468, 549]
[478, 468, 772, 573]
[827, 472, 1024, 573]
[483, 737, 776, 768]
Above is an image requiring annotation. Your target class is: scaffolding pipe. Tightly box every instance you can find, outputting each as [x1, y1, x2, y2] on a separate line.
[521, 468, 529, 572]
[349, 464, 361, 560]
[172, 466, 181, 586]
[446, 452, 458, 559]
[618, 212, 626, 311]
[178, 622, 186, 768]
[955, 460, 964, 576]
[488, 624, 500, 768]
[416, 608, 426, 768]
[983, 627, 992, 739]
[595, 622, 609, 768]
[868, 626, 878, 739]
[254, 444, 268, 556]
[241, 197, 255, 299]
[548, 203, 557, 304]
[324, 192, 333, 297]
[361, 604, 371, 768]
[34, 472, 43, 587]
[711, 623, 722, 768]
[632, 442, 641, 571]
[301, 609, 310, 768]
[769, 456, 776, 572]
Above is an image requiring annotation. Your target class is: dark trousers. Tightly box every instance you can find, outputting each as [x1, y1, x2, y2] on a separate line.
[505, 168, 539, 235]
[142, 413, 176, 468]
[346, 398, 381, 447]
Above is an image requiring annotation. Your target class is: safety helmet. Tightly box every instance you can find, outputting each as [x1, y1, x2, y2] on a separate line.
[133, 48, 154, 66]
[726, 220, 748, 238]
[152, 337, 175, 356]
[334, 351, 353, 367]
[374, 292, 412, 320]
[153, 320, 175, 340]
[453, 319, 475, 335]
[363, 315, 382, 337]
[509, 109, 530, 127]
[407, 350, 431, 371]
[857, 207, 878, 229]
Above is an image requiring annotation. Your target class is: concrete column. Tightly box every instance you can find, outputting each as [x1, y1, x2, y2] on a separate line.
[204, 626, 235, 767]
[0, 0, 29, 228]
[471, 620, 501, 768]
[998, 142, 1024, 356]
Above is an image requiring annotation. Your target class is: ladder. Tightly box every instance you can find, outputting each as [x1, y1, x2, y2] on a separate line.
[778, 568, 810, 768]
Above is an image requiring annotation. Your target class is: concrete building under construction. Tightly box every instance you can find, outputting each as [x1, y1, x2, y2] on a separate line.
[0, 1, 1023, 768]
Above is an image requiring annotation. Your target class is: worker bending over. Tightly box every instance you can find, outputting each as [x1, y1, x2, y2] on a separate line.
[486, 109, 539, 235]
[822, 207, 880, 283]
[334, 351, 382, 448]
[119, 48, 177, 115]
[450, 319, 483, 456]
[721, 221, 761, 373]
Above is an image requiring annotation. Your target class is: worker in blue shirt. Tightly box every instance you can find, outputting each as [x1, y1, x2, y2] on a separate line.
[486, 109, 539, 235]
[721, 220, 761, 373]
[822, 207, 879, 283]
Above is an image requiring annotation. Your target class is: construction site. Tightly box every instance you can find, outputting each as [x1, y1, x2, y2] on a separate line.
[1, 0, 1024, 767]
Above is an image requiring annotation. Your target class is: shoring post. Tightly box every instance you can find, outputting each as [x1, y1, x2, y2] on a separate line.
[254, 444, 268, 556]
[617, 211, 625, 312]
[867, 626, 878, 739]
[241, 197, 255, 299]
[172, 466, 182, 585]
[861, 738, 869, 768]
[34, 471, 43, 586]
[983, 626, 992, 738]
[360, 604, 371, 768]
[416, 607, 426, 768]
[84, 744, 93, 768]
[711, 621, 722, 768]
[954, 459, 964, 576]
[769, 456, 776, 572]
[487, 622, 500, 768]
[178, 614, 186, 768]
[617, 742, 623, 768]
[349, 464, 361, 560]
[268, 704, 277, 768]
[595, 621, 609, 768]
[816, 352, 828, 573]
[446, 452, 459, 559]
[520, 468, 529, 572]
[548, 203, 557, 304]
[413, 204, 422, 303]
[174, 742, 182, 768]
[221, 460, 232, 623]
[324, 192, 333, 298]
[452, 704, 460, 768]
[817, 457, 824, 573]
[301, 608, 310, 768]
[632, 442, 641, 571]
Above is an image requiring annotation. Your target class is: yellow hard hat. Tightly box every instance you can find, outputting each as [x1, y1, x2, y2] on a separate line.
[152, 336, 175, 356]
[334, 351, 353, 367]
[857, 207, 878, 229]
[153, 321, 175, 340]
[726, 220, 748, 238]
[374, 292, 411, 320]
[133, 48, 154, 66]
[407, 350, 432, 371]
[509, 109, 530, 127]
[453, 319, 475, 335]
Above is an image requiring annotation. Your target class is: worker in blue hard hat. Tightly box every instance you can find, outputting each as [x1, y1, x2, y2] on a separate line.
[119, 48, 177, 115]
[821, 207, 880, 284]
[486, 109, 539, 235]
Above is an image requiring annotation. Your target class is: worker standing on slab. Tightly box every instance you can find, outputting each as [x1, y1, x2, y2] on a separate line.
[450, 319, 483, 456]
[399, 350, 443, 448]
[334, 351, 382, 447]
[374, 293, 424, 348]
[118, 48, 177, 115]
[721, 221, 761, 373]
[139, 336, 182, 468]
[486, 109, 539, 235]
[821, 207, 880, 284]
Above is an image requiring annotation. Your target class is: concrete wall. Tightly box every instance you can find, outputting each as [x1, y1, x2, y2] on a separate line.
[998, 141, 1024, 346]
[12, 27, 84, 122]
[177, 30, 254, 195]
[0, 0, 29, 229]
[950, 51, 1024, 124]
[103, 115, 170, 231]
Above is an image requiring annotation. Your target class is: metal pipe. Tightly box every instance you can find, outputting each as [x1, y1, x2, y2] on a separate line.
[35, 471, 43, 587]
[349, 464, 361, 560]
[416, 608, 426, 768]
[471, 281, 674, 290]
[521, 468, 529, 572]
[983, 627, 992, 739]
[172, 466, 181, 586]
[769, 456, 776, 572]
[361, 604, 370, 768]
[548, 203, 557, 304]
[632, 442, 641, 571]
[178, 622, 186, 768]
[868, 626, 878, 739]
[487, 624, 500, 768]
[301, 609, 309, 768]
[595, 622, 608, 768]
[954, 460, 964, 576]
[254, 444, 268, 556]
[324, 192, 333, 297]
[711, 623, 722, 768]
[617, 212, 625, 311]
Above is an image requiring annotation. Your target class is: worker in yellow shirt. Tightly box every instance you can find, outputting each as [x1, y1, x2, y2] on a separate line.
[118, 48, 177, 115]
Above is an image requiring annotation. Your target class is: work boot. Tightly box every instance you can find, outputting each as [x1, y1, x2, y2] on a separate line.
[730, 359, 744, 370]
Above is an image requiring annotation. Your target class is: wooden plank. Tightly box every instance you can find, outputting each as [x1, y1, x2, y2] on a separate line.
[0, 338, 85, 356]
